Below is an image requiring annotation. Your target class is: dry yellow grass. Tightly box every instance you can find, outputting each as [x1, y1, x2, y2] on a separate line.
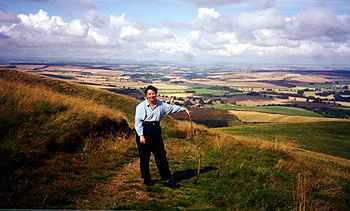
[183, 78, 284, 89]
[160, 92, 194, 98]
[337, 101, 350, 107]
[212, 71, 331, 84]
[76, 81, 144, 89]
[229, 110, 350, 123]
[13, 65, 47, 70]
[210, 133, 298, 154]
[1, 80, 126, 121]
[290, 75, 331, 83]
[174, 119, 208, 138]
[40, 65, 122, 75]
[211, 132, 350, 181]
[152, 82, 188, 90]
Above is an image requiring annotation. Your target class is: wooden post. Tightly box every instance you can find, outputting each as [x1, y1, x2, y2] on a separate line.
[197, 145, 201, 181]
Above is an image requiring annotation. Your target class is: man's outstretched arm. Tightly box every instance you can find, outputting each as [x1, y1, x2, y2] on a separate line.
[162, 102, 192, 119]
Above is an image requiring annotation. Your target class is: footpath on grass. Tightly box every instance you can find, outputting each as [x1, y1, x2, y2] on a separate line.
[74, 133, 350, 210]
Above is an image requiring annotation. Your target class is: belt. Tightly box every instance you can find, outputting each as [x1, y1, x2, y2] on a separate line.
[142, 121, 160, 126]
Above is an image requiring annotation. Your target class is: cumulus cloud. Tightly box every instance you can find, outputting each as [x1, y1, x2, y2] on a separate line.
[285, 8, 350, 42]
[237, 9, 284, 30]
[0, 9, 194, 61]
[120, 26, 142, 39]
[197, 8, 220, 19]
[0, 6, 350, 64]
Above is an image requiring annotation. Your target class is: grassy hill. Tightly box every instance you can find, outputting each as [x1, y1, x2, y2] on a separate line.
[218, 121, 350, 160]
[0, 72, 136, 207]
[0, 69, 138, 121]
[1, 69, 350, 210]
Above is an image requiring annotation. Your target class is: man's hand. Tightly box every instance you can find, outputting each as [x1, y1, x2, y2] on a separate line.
[185, 108, 192, 120]
[140, 135, 146, 144]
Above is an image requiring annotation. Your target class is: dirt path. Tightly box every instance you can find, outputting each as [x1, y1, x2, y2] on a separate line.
[75, 158, 150, 209]
[74, 140, 199, 209]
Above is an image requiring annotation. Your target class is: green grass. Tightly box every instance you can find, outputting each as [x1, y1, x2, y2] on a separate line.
[112, 136, 348, 210]
[189, 87, 226, 96]
[218, 121, 350, 159]
[303, 83, 335, 89]
[318, 107, 350, 118]
[113, 139, 296, 210]
[215, 104, 323, 117]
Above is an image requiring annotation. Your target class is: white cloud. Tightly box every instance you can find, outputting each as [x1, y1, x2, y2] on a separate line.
[67, 19, 88, 36]
[120, 26, 142, 38]
[197, 8, 220, 19]
[87, 26, 109, 45]
[217, 43, 251, 56]
[285, 7, 350, 42]
[110, 14, 128, 29]
[18, 9, 52, 31]
[237, 9, 284, 30]
[1, 7, 350, 64]
[147, 39, 191, 54]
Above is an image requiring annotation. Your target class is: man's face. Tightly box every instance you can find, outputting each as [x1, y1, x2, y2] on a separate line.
[146, 89, 157, 104]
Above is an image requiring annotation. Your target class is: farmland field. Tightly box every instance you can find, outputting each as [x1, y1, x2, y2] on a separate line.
[188, 87, 226, 96]
[214, 104, 322, 117]
[229, 110, 348, 123]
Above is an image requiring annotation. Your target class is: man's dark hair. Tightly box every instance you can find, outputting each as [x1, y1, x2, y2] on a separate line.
[144, 85, 158, 95]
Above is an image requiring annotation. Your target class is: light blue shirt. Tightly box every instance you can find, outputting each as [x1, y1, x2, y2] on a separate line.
[134, 99, 186, 136]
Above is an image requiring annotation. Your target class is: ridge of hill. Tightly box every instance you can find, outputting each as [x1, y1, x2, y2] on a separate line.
[1, 69, 350, 210]
[0, 69, 137, 121]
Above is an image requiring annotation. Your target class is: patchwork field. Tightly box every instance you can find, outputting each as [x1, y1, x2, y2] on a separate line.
[229, 110, 349, 123]
[215, 104, 322, 117]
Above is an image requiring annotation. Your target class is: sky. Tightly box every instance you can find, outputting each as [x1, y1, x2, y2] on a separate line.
[0, 0, 350, 65]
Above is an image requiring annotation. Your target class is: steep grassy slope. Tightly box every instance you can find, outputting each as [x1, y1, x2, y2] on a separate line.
[1, 69, 350, 210]
[0, 78, 136, 208]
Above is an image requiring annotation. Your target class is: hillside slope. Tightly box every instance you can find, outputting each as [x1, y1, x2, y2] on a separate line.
[0, 73, 136, 207]
[1, 69, 350, 210]
[0, 69, 138, 121]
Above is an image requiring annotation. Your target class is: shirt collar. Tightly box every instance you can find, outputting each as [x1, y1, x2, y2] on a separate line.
[145, 99, 160, 107]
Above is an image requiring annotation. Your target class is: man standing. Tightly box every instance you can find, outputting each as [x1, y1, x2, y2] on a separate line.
[135, 85, 191, 188]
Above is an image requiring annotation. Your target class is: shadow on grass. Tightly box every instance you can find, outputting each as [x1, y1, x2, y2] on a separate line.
[172, 166, 217, 183]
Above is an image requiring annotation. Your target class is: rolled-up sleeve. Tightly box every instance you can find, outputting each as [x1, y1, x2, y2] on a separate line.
[162, 102, 186, 116]
[135, 105, 145, 136]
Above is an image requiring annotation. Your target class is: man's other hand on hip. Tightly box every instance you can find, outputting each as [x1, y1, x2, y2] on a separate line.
[140, 135, 146, 144]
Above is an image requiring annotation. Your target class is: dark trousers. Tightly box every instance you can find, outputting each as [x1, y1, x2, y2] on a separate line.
[136, 122, 171, 181]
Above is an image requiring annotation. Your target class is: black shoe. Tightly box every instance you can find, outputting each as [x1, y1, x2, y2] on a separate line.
[163, 178, 178, 188]
[144, 178, 155, 186]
